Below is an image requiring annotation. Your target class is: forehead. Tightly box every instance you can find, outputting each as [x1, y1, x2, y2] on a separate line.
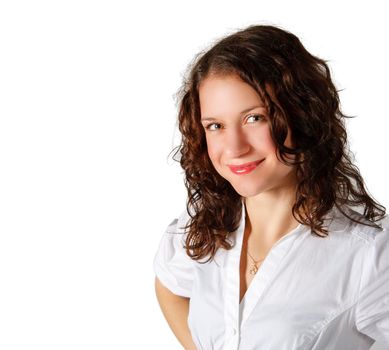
[199, 74, 266, 118]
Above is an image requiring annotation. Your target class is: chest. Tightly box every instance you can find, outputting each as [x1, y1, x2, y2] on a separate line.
[188, 228, 368, 347]
[189, 244, 364, 350]
[239, 228, 272, 304]
[239, 249, 261, 304]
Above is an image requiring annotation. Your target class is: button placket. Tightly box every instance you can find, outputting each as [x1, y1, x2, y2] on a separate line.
[222, 201, 245, 350]
[224, 327, 240, 350]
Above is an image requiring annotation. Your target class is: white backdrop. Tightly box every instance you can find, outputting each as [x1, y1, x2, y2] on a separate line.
[0, 1, 388, 349]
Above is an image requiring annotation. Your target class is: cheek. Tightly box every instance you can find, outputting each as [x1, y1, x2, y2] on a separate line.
[205, 138, 221, 162]
[252, 129, 277, 153]
[207, 140, 223, 169]
[256, 126, 293, 154]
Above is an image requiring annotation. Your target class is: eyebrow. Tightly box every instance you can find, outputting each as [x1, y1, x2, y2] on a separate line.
[200, 105, 264, 122]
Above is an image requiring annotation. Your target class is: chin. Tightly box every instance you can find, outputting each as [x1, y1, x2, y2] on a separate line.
[229, 182, 266, 198]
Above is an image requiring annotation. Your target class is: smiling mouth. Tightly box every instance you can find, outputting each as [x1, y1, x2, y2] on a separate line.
[228, 159, 263, 170]
[227, 159, 264, 175]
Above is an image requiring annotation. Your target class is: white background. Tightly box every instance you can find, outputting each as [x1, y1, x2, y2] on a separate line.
[0, 0, 388, 349]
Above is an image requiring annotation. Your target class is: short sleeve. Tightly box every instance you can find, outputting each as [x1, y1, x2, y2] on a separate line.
[355, 217, 389, 345]
[153, 209, 194, 298]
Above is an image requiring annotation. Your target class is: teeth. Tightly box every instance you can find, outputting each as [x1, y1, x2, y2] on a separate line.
[236, 168, 250, 173]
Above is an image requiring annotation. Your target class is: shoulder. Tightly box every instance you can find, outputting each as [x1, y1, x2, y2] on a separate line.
[162, 208, 194, 255]
[153, 207, 195, 297]
[166, 208, 192, 235]
[326, 206, 389, 244]
[315, 207, 389, 273]
[336, 208, 389, 291]
[348, 209, 388, 246]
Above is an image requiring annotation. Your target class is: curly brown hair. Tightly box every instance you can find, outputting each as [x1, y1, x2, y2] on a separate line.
[170, 24, 386, 263]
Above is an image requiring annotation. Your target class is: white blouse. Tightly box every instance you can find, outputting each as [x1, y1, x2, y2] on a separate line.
[153, 199, 389, 349]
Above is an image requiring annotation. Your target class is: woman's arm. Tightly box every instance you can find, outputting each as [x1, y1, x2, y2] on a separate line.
[155, 277, 197, 350]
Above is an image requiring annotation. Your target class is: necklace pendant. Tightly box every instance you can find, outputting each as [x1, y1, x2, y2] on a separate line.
[249, 264, 258, 275]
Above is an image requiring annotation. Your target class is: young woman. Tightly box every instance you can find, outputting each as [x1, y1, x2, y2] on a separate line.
[153, 24, 389, 350]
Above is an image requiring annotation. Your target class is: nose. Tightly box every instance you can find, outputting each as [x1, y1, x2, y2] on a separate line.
[224, 127, 250, 158]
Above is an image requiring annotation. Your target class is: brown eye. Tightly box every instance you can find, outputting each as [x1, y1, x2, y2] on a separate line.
[247, 114, 265, 123]
[205, 123, 222, 131]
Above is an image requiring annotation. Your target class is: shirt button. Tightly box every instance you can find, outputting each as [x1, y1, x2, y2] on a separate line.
[231, 328, 236, 335]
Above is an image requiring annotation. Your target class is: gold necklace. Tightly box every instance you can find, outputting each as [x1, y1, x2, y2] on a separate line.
[245, 248, 266, 275]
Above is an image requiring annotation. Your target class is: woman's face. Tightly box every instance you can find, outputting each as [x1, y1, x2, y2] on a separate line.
[199, 73, 297, 198]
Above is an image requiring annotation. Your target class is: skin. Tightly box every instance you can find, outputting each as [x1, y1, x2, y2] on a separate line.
[155, 278, 197, 350]
[199, 73, 301, 255]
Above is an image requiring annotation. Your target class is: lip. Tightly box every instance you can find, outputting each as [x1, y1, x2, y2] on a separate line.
[227, 159, 264, 174]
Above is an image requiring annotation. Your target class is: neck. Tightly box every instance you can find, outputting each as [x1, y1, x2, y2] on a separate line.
[243, 185, 300, 246]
